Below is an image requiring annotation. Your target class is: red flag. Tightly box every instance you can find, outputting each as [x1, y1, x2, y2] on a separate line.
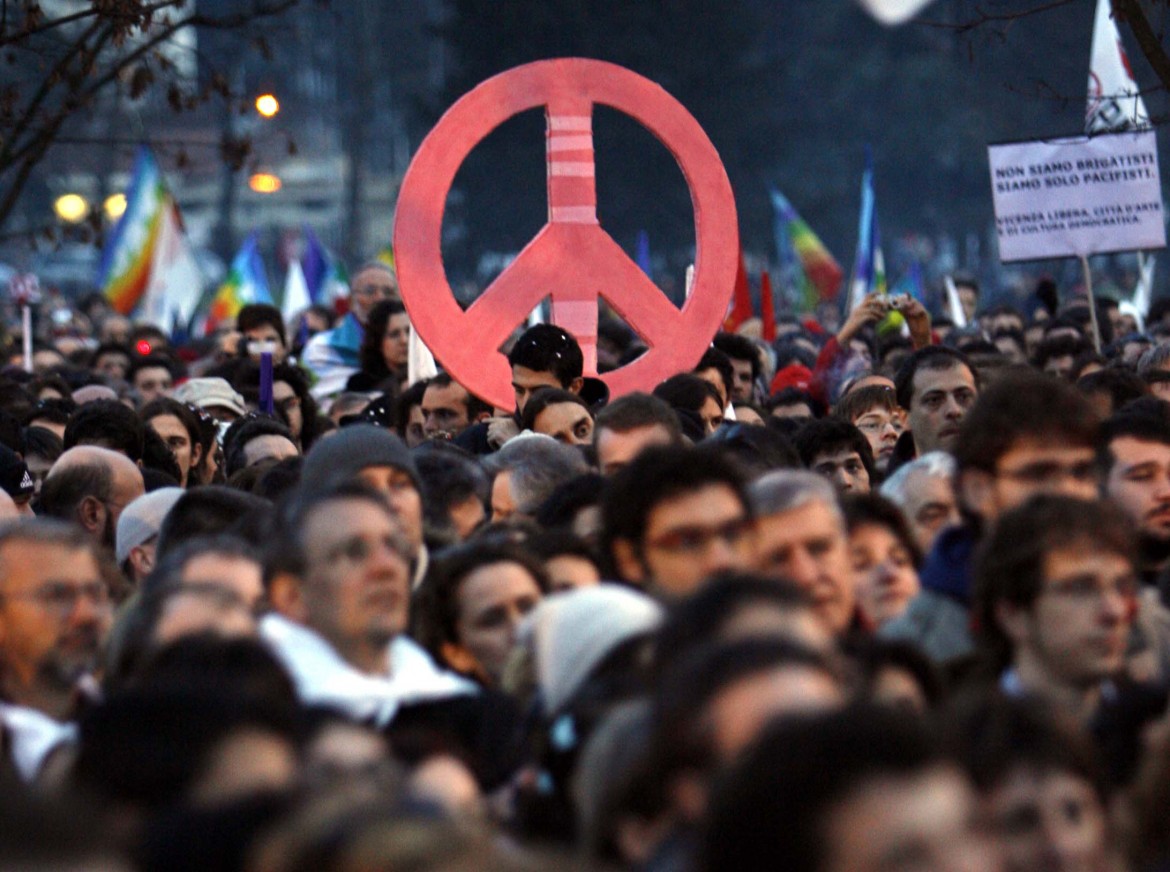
[760, 269, 776, 342]
[724, 249, 752, 332]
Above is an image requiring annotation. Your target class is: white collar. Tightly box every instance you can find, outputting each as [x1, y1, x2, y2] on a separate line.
[0, 702, 76, 782]
[259, 614, 476, 726]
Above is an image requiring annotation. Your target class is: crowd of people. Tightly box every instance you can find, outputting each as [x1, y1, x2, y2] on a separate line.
[3, 260, 1170, 871]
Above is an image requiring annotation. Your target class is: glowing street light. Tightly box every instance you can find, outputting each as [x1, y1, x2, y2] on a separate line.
[249, 172, 281, 194]
[104, 193, 127, 221]
[53, 193, 89, 223]
[255, 93, 280, 118]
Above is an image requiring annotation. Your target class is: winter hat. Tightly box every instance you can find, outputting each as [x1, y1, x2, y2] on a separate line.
[300, 424, 421, 495]
[115, 487, 183, 564]
[525, 584, 663, 716]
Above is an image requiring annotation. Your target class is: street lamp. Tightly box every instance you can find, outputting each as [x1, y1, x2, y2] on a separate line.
[249, 172, 281, 193]
[255, 93, 280, 118]
[104, 193, 127, 221]
[53, 193, 89, 223]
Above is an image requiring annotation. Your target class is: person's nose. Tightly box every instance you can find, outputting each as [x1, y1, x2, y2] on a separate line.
[783, 547, 820, 591]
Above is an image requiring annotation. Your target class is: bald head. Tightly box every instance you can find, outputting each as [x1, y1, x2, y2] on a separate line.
[42, 446, 144, 547]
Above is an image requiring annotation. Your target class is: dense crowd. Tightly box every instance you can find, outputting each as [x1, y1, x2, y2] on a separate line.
[3, 260, 1170, 871]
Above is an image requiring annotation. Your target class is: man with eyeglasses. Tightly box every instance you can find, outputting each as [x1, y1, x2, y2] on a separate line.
[262, 483, 474, 723]
[883, 370, 1100, 664]
[0, 520, 110, 781]
[601, 446, 756, 601]
[974, 495, 1144, 724]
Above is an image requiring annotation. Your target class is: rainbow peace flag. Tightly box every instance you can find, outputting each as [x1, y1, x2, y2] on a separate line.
[205, 232, 272, 332]
[98, 147, 166, 315]
[769, 189, 843, 315]
[847, 147, 887, 314]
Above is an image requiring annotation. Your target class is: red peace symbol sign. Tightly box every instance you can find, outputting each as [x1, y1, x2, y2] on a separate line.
[394, 58, 739, 411]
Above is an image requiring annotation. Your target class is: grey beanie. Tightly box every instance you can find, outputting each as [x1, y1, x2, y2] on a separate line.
[115, 487, 184, 565]
[300, 424, 421, 495]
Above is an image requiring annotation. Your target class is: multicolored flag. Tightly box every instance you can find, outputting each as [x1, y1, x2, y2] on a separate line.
[848, 148, 887, 314]
[1086, 0, 1149, 134]
[769, 189, 844, 314]
[205, 232, 271, 333]
[98, 146, 203, 327]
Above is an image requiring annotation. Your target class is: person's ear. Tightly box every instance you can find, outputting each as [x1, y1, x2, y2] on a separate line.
[611, 538, 646, 584]
[568, 376, 585, 395]
[190, 440, 204, 472]
[129, 545, 154, 578]
[267, 572, 308, 622]
[77, 495, 104, 535]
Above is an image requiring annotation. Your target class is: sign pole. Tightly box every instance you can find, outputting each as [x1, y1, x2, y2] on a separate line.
[21, 305, 31, 373]
[259, 351, 274, 415]
[1080, 254, 1102, 353]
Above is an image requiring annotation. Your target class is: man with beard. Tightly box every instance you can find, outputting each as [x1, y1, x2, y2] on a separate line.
[39, 446, 145, 551]
[0, 521, 110, 780]
[1101, 400, 1170, 584]
[1099, 400, 1170, 684]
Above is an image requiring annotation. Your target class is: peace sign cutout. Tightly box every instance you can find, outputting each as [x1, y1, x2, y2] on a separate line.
[394, 58, 739, 411]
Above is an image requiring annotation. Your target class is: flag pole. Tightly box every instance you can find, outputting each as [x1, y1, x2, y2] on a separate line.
[1080, 254, 1102, 353]
[21, 305, 31, 373]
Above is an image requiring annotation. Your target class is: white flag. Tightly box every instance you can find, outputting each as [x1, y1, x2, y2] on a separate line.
[1086, 0, 1150, 134]
[944, 275, 968, 329]
[282, 259, 312, 327]
[407, 325, 438, 387]
[139, 200, 203, 331]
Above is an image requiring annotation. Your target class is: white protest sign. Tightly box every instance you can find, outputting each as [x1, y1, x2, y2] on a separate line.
[988, 130, 1165, 262]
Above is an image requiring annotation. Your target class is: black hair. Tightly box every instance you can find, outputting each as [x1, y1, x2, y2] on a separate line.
[765, 386, 825, 418]
[893, 346, 977, 410]
[701, 422, 800, 479]
[534, 472, 604, 531]
[519, 386, 591, 435]
[507, 324, 584, 387]
[953, 368, 1098, 474]
[64, 399, 145, 462]
[654, 573, 813, 671]
[222, 414, 296, 477]
[24, 396, 75, 428]
[155, 486, 273, 560]
[600, 445, 748, 579]
[593, 392, 682, 441]
[942, 691, 1106, 799]
[126, 353, 175, 385]
[413, 441, 491, 541]
[357, 299, 408, 379]
[712, 332, 761, 381]
[412, 540, 548, 675]
[141, 426, 183, 484]
[973, 494, 1135, 673]
[698, 706, 941, 872]
[793, 418, 876, 484]
[842, 493, 923, 568]
[236, 303, 287, 348]
[141, 397, 203, 448]
[694, 347, 735, 404]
